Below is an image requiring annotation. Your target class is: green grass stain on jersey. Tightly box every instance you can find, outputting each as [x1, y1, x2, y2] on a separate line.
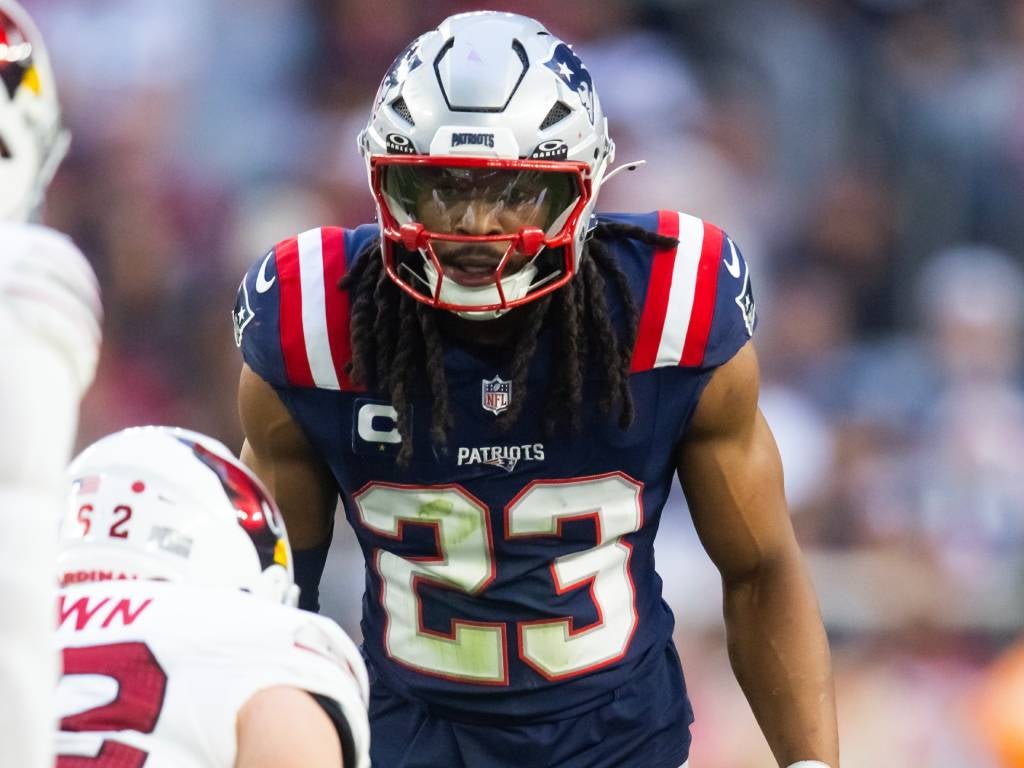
[416, 496, 483, 549]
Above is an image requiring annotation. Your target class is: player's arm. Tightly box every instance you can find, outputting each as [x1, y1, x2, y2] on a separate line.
[677, 341, 839, 767]
[235, 686, 343, 767]
[239, 364, 338, 610]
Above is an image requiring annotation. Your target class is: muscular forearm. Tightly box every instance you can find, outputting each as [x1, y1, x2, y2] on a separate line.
[238, 368, 338, 550]
[722, 552, 839, 767]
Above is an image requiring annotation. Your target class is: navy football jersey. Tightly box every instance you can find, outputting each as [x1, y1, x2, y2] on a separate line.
[235, 211, 755, 722]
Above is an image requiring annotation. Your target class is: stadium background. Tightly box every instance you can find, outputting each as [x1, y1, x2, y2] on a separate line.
[31, 0, 1024, 764]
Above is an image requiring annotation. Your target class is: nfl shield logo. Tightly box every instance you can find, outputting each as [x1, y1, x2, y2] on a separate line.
[481, 375, 511, 415]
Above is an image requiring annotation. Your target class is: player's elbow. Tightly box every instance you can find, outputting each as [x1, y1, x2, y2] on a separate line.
[719, 535, 801, 592]
[235, 686, 344, 768]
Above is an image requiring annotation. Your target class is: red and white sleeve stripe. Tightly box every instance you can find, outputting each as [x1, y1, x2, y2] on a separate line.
[276, 227, 354, 390]
[630, 211, 724, 372]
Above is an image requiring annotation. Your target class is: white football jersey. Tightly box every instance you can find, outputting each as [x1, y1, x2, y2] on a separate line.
[55, 581, 369, 768]
[0, 222, 101, 768]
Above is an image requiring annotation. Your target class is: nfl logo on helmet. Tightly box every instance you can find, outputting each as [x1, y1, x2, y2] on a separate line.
[481, 376, 511, 415]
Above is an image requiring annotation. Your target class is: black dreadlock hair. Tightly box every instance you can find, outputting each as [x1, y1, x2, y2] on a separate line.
[340, 221, 679, 465]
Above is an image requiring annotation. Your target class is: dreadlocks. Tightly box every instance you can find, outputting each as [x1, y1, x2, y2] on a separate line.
[340, 221, 679, 465]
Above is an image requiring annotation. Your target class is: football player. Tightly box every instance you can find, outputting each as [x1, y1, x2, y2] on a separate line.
[236, 11, 838, 768]
[55, 427, 370, 767]
[0, 3, 101, 766]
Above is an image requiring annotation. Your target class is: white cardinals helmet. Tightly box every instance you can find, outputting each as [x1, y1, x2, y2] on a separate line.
[58, 427, 299, 607]
[358, 11, 615, 318]
[0, 0, 68, 222]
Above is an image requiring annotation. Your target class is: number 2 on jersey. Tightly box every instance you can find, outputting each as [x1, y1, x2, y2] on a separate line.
[58, 642, 167, 767]
[354, 473, 643, 684]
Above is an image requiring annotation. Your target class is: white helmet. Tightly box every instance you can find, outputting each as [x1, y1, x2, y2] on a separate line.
[0, 0, 69, 222]
[58, 427, 299, 607]
[358, 11, 615, 318]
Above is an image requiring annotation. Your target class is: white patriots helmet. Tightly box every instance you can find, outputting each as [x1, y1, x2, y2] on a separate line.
[58, 427, 299, 607]
[0, 0, 69, 222]
[358, 11, 615, 318]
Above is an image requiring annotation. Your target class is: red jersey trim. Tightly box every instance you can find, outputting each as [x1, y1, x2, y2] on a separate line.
[629, 210, 680, 373]
[321, 227, 354, 390]
[275, 236, 315, 387]
[679, 222, 723, 367]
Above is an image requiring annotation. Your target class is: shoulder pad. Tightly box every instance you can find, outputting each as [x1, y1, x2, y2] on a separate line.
[290, 612, 371, 768]
[630, 210, 755, 372]
[0, 223, 102, 388]
[0, 223, 100, 311]
[291, 614, 369, 705]
[236, 226, 374, 390]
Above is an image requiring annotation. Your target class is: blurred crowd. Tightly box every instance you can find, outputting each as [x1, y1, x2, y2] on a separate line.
[30, 0, 1024, 764]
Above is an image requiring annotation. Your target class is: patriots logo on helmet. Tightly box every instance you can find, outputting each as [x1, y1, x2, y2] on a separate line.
[375, 35, 425, 108]
[543, 43, 594, 124]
